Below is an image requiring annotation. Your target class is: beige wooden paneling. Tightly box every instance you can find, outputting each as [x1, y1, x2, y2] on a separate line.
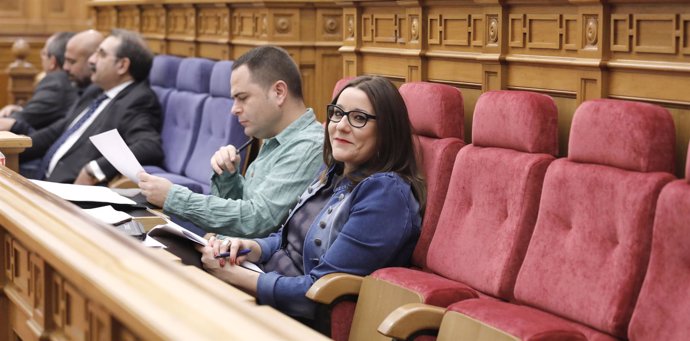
[344, 0, 690, 177]
[0, 0, 89, 108]
[89, 1, 343, 122]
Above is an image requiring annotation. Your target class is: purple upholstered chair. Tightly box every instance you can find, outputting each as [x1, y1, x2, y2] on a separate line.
[144, 57, 214, 185]
[149, 55, 182, 114]
[177, 61, 250, 194]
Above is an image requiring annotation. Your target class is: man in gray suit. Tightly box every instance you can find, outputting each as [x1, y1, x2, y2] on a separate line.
[0, 30, 104, 134]
[1, 32, 77, 132]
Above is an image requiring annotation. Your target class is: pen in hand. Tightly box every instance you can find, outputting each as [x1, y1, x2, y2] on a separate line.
[237, 137, 255, 153]
[215, 248, 251, 259]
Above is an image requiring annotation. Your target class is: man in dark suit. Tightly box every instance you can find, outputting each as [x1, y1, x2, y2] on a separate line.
[0, 32, 78, 133]
[19, 28, 163, 185]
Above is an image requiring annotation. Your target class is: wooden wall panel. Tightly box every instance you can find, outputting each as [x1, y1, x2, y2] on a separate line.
[89, 1, 343, 122]
[340, 0, 689, 177]
[0, 0, 89, 108]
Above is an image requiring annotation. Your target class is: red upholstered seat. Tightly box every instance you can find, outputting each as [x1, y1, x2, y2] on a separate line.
[331, 77, 355, 100]
[352, 90, 558, 340]
[448, 99, 676, 340]
[402, 82, 466, 269]
[327, 81, 465, 341]
[627, 145, 690, 341]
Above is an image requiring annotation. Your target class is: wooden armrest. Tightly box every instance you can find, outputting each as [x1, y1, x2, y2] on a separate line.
[108, 174, 137, 188]
[377, 303, 445, 340]
[305, 273, 364, 304]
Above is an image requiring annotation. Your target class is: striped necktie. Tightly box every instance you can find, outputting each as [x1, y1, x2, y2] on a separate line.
[40, 93, 109, 179]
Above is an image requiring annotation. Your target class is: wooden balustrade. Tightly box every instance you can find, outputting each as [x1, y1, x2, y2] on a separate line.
[0, 167, 328, 341]
[5, 39, 38, 107]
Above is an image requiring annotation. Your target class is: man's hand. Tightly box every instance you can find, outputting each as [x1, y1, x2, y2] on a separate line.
[210, 144, 242, 175]
[74, 167, 100, 185]
[138, 172, 173, 207]
[0, 104, 21, 117]
[0, 118, 16, 131]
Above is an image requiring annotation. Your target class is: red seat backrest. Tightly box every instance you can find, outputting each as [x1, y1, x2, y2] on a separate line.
[425, 90, 558, 299]
[399, 82, 465, 269]
[513, 99, 676, 338]
[628, 144, 690, 341]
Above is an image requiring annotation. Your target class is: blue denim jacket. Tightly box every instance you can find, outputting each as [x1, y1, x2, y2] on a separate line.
[255, 169, 422, 319]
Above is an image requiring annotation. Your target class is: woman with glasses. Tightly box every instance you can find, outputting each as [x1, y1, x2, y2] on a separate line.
[198, 76, 425, 323]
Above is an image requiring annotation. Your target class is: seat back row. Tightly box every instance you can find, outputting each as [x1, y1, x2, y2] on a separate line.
[349, 88, 560, 341]
[320, 80, 682, 340]
[146, 55, 250, 194]
[434, 100, 684, 341]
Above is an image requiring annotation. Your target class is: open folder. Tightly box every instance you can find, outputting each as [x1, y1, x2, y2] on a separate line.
[146, 220, 263, 273]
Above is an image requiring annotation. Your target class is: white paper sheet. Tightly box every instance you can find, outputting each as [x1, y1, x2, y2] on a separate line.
[142, 235, 166, 248]
[89, 129, 144, 183]
[31, 180, 137, 205]
[110, 187, 142, 198]
[147, 219, 263, 272]
[83, 205, 132, 225]
[148, 219, 208, 246]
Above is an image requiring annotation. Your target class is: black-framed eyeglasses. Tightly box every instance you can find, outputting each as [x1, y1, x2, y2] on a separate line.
[327, 104, 377, 128]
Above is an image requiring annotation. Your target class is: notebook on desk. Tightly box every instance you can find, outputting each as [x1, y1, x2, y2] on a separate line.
[147, 220, 263, 273]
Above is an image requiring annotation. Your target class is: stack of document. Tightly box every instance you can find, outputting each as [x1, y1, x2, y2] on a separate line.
[30, 180, 137, 206]
[83, 205, 132, 225]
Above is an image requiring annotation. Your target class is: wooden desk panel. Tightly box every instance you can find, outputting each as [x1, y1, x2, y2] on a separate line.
[0, 168, 327, 341]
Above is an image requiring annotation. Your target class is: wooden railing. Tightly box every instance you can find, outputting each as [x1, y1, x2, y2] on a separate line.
[5, 39, 39, 107]
[0, 166, 328, 341]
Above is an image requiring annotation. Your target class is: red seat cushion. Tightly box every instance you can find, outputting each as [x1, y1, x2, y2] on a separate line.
[373, 268, 479, 307]
[450, 299, 620, 341]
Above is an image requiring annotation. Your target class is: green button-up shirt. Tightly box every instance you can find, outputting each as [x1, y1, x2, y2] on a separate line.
[163, 109, 324, 237]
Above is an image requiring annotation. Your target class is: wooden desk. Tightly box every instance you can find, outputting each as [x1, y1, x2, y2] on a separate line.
[0, 168, 328, 341]
[0, 131, 31, 173]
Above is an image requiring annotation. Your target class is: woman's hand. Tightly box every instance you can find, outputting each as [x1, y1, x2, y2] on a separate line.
[198, 236, 261, 294]
[203, 236, 262, 266]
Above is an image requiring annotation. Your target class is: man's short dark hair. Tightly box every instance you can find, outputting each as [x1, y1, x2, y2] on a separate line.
[232, 45, 303, 100]
[110, 28, 154, 82]
[47, 32, 75, 69]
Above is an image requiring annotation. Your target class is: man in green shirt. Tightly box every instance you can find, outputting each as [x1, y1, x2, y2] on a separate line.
[138, 46, 324, 237]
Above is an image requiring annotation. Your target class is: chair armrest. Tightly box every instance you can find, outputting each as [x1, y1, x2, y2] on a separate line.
[305, 273, 364, 304]
[377, 303, 445, 340]
[108, 174, 137, 188]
